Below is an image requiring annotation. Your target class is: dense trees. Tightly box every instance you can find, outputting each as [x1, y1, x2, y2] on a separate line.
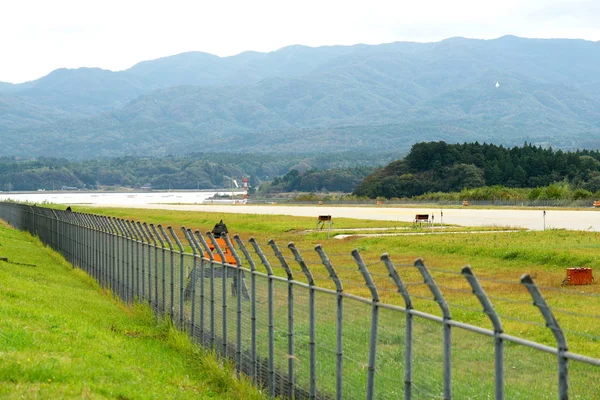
[355, 142, 600, 199]
[0, 152, 389, 192]
[259, 167, 373, 194]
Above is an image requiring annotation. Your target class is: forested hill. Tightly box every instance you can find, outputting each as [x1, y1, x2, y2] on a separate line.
[2, 36, 600, 158]
[354, 142, 600, 198]
[0, 151, 391, 192]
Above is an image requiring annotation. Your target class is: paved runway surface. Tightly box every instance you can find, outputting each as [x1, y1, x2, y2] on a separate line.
[94, 203, 600, 232]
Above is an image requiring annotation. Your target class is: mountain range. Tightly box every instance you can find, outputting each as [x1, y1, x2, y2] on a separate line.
[2, 35, 600, 158]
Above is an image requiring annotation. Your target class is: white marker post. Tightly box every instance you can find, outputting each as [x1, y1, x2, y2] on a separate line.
[543, 210, 546, 231]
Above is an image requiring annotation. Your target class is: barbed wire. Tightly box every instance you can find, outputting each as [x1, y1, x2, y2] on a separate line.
[561, 328, 600, 342]
[494, 313, 546, 328]
[487, 295, 532, 306]
[445, 302, 487, 314]
[549, 307, 600, 321]
[436, 284, 473, 295]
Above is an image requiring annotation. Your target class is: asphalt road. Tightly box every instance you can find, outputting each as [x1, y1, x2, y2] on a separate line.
[93, 203, 600, 232]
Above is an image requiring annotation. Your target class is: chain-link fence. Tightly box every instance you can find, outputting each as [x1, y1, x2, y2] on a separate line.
[1, 202, 599, 399]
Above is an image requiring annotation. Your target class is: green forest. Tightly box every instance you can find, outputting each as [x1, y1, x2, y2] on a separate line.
[258, 167, 373, 194]
[0, 152, 390, 192]
[354, 141, 600, 200]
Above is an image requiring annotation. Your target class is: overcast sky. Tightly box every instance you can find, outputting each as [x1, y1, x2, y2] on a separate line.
[2, 0, 599, 83]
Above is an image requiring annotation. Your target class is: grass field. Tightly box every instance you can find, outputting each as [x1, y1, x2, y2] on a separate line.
[7, 204, 600, 398]
[0, 221, 265, 399]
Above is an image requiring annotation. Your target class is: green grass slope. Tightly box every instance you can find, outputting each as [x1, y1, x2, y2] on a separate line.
[0, 222, 264, 399]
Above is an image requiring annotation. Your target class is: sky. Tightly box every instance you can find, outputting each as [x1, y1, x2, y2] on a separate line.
[2, 0, 600, 83]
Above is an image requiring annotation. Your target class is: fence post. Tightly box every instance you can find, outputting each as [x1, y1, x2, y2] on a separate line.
[289, 242, 317, 399]
[150, 224, 167, 315]
[168, 226, 185, 327]
[315, 244, 344, 400]
[51, 209, 59, 252]
[183, 228, 199, 336]
[159, 225, 175, 318]
[521, 274, 568, 400]
[223, 234, 244, 377]
[381, 253, 414, 400]
[414, 258, 452, 400]
[132, 221, 142, 299]
[130, 221, 142, 299]
[126, 220, 140, 301]
[192, 231, 208, 346]
[116, 219, 129, 301]
[462, 266, 504, 400]
[92, 215, 102, 283]
[121, 220, 134, 302]
[195, 231, 215, 350]
[249, 237, 276, 398]
[97, 216, 108, 287]
[143, 223, 157, 309]
[111, 218, 122, 299]
[136, 222, 149, 302]
[270, 239, 296, 399]
[208, 232, 229, 359]
[352, 249, 380, 400]
[106, 217, 117, 295]
[234, 235, 258, 384]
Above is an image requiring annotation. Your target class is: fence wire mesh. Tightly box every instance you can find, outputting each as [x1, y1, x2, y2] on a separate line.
[2, 202, 600, 400]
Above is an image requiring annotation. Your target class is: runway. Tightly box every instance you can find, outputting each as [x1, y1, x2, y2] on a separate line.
[91, 203, 600, 232]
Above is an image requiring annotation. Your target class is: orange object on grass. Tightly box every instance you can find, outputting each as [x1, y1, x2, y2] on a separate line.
[203, 220, 237, 265]
[563, 268, 594, 285]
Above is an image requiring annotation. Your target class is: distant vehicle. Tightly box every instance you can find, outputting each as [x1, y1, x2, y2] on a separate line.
[61, 186, 79, 191]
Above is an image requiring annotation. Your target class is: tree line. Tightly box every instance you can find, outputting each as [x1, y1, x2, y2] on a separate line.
[258, 167, 373, 194]
[354, 141, 600, 199]
[0, 152, 390, 192]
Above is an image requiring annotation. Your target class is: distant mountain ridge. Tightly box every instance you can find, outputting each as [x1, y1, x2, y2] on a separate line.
[2, 36, 600, 158]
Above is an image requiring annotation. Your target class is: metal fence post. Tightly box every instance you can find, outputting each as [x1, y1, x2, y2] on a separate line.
[270, 239, 296, 399]
[289, 242, 317, 399]
[150, 224, 166, 314]
[249, 237, 276, 398]
[352, 249, 380, 400]
[234, 235, 258, 384]
[183, 228, 200, 335]
[124, 220, 137, 302]
[111, 218, 122, 299]
[521, 274, 568, 400]
[159, 225, 175, 318]
[315, 244, 344, 400]
[137, 222, 149, 302]
[143, 223, 157, 308]
[195, 231, 215, 350]
[116, 219, 128, 301]
[223, 234, 244, 377]
[208, 232, 229, 359]
[462, 266, 504, 400]
[415, 258, 452, 400]
[97, 216, 108, 287]
[168, 226, 185, 327]
[120, 219, 132, 302]
[51, 209, 59, 253]
[381, 253, 414, 400]
[129, 221, 141, 299]
[108, 218, 119, 296]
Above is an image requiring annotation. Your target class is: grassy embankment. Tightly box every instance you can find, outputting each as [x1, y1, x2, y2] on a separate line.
[37, 205, 600, 398]
[0, 221, 265, 399]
